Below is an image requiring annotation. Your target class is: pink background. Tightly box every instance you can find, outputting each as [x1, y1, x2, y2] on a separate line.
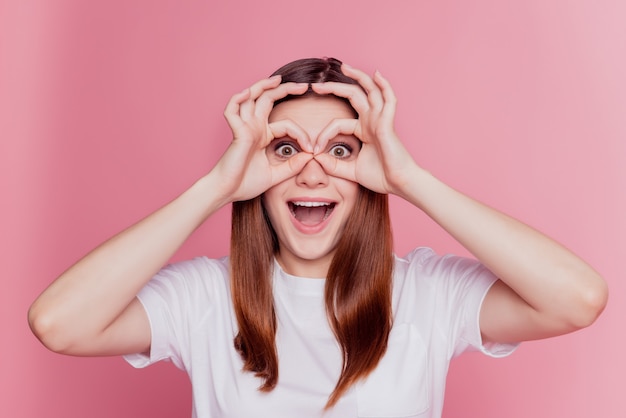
[2, 0, 624, 416]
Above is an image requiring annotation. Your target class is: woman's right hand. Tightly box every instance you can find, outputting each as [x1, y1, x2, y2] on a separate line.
[28, 76, 312, 358]
[216, 76, 313, 202]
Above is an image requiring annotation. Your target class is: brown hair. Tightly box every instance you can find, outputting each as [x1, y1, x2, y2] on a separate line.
[230, 57, 394, 408]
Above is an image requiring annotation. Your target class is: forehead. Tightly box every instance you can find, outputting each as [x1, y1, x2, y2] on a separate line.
[269, 96, 355, 136]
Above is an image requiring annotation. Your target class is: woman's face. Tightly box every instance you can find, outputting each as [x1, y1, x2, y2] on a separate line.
[263, 95, 361, 278]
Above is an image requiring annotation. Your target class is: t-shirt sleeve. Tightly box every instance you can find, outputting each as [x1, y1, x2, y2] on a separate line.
[407, 248, 518, 359]
[123, 257, 228, 370]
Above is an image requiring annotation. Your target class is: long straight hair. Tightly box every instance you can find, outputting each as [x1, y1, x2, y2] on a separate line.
[230, 57, 394, 408]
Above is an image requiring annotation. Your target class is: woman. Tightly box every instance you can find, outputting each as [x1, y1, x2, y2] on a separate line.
[29, 58, 608, 417]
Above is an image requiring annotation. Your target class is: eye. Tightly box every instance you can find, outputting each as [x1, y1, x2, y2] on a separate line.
[275, 142, 299, 158]
[328, 143, 352, 159]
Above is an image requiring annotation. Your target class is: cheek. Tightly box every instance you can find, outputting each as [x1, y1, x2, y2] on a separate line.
[339, 181, 360, 210]
[262, 189, 283, 226]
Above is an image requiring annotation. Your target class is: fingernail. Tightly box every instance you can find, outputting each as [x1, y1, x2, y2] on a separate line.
[342, 63, 353, 70]
[269, 75, 281, 81]
[314, 145, 320, 154]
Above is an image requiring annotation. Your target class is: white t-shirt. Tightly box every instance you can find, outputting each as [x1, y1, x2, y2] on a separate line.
[125, 247, 517, 418]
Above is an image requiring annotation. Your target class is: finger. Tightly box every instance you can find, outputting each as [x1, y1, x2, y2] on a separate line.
[223, 88, 251, 130]
[374, 70, 398, 120]
[247, 75, 282, 100]
[268, 119, 312, 152]
[313, 153, 356, 182]
[310, 82, 369, 115]
[315, 118, 359, 154]
[341, 63, 383, 111]
[254, 82, 309, 119]
[240, 75, 282, 120]
[271, 152, 314, 185]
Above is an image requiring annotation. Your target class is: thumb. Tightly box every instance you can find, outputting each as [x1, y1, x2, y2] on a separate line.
[314, 154, 356, 182]
[270, 152, 313, 185]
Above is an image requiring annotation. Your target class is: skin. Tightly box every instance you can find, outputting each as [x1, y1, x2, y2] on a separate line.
[264, 96, 361, 278]
[311, 65, 608, 342]
[28, 64, 608, 360]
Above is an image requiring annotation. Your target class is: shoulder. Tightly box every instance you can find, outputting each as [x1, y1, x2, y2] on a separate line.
[392, 248, 509, 358]
[395, 247, 493, 284]
[394, 247, 434, 266]
[141, 256, 231, 304]
[133, 256, 234, 332]
[392, 247, 497, 312]
[157, 256, 230, 280]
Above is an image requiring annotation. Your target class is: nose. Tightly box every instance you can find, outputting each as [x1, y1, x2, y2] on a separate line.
[296, 157, 328, 188]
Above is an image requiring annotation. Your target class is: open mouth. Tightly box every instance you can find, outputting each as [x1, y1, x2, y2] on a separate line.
[288, 201, 336, 226]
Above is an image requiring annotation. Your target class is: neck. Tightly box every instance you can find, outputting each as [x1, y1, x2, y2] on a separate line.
[275, 251, 333, 278]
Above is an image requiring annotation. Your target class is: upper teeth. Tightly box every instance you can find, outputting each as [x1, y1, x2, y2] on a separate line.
[292, 201, 330, 207]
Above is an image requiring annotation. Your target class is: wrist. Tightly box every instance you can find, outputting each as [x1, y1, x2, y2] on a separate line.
[391, 163, 430, 200]
[187, 171, 234, 219]
[395, 165, 440, 211]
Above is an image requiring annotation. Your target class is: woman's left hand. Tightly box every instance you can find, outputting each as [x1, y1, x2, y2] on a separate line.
[311, 64, 418, 197]
[317, 65, 608, 346]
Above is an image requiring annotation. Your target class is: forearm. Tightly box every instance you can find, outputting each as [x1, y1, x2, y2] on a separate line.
[401, 165, 607, 327]
[29, 171, 229, 349]
[307, 66, 606, 339]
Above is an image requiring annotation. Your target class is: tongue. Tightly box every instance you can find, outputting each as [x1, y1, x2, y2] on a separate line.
[293, 206, 327, 225]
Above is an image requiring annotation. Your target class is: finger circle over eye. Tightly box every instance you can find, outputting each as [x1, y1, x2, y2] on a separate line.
[314, 153, 356, 182]
[268, 119, 312, 152]
[271, 151, 313, 185]
[316, 118, 359, 153]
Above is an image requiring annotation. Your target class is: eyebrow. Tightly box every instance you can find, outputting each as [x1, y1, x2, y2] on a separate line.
[332, 134, 361, 143]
